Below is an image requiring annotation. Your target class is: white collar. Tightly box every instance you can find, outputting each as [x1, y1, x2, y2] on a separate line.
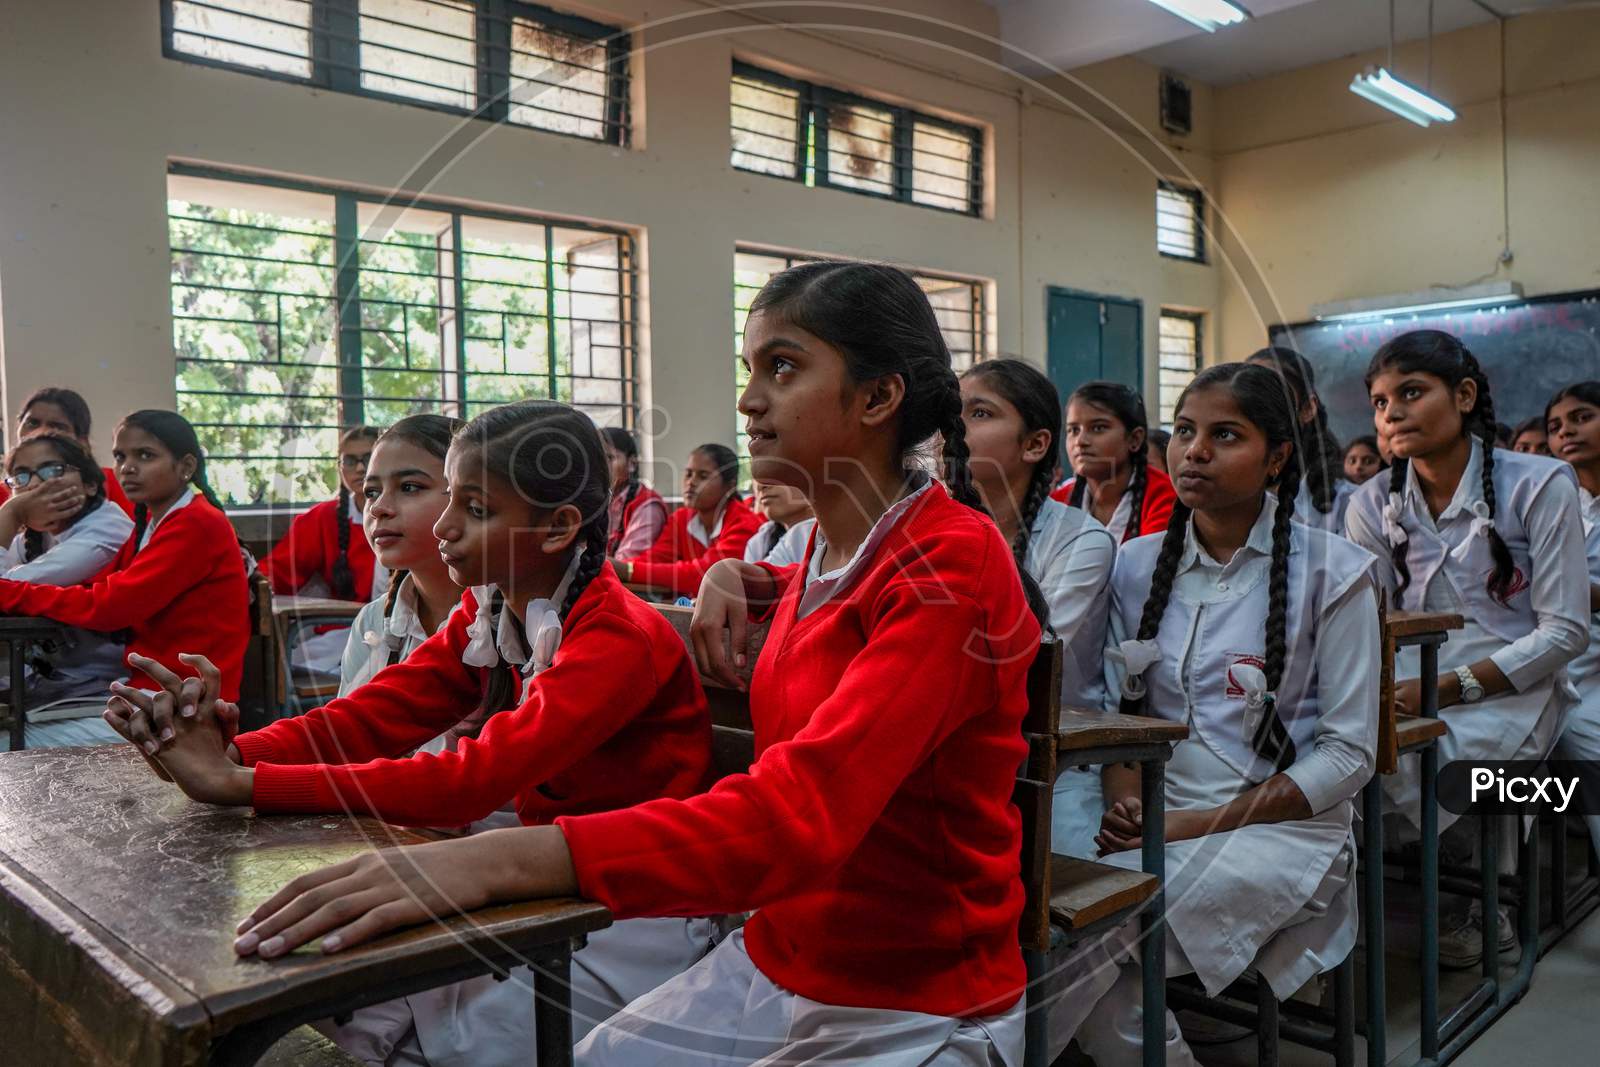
[140, 487, 196, 549]
[686, 499, 730, 546]
[1403, 441, 1485, 525]
[460, 548, 586, 679]
[799, 474, 932, 616]
[1179, 494, 1278, 573]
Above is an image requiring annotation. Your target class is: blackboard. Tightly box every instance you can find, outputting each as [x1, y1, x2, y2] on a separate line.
[1269, 290, 1600, 447]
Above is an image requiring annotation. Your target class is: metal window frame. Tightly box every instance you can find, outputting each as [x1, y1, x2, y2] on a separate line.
[161, 0, 632, 147]
[1156, 308, 1203, 424]
[731, 62, 983, 217]
[1156, 180, 1207, 263]
[169, 163, 639, 506]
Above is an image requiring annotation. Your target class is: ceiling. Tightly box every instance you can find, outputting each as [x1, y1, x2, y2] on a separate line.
[986, 0, 1577, 85]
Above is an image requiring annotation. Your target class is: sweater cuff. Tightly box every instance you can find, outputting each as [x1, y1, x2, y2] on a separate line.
[554, 811, 633, 916]
[251, 762, 338, 813]
[232, 730, 282, 768]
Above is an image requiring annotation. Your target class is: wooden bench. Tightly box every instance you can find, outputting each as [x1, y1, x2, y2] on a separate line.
[260, 1025, 365, 1067]
[272, 595, 364, 713]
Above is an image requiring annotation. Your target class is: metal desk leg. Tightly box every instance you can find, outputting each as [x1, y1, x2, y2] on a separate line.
[1334, 952, 1356, 1067]
[1141, 757, 1167, 1067]
[532, 940, 576, 1067]
[8, 642, 25, 751]
[1362, 777, 1386, 1067]
[1480, 815, 1501, 988]
[1419, 642, 1441, 1064]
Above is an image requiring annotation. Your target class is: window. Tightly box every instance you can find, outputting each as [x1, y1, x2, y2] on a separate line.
[733, 249, 988, 482]
[731, 64, 983, 216]
[1156, 181, 1205, 261]
[1157, 311, 1202, 426]
[163, 0, 631, 145]
[169, 168, 636, 506]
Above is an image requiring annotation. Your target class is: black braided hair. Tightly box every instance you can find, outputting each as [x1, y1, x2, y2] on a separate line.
[601, 426, 644, 555]
[961, 358, 1062, 571]
[749, 261, 1049, 628]
[1065, 381, 1150, 539]
[1121, 363, 1302, 770]
[5, 433, 108, 562]
[1366, 330, 1516, 604]
[380, 567, 410, 668]
[455, 400, 612, 725]
[1248, 346, 1341, 514]
[118, 411, 233, 556]
[330, 425, 382, 600]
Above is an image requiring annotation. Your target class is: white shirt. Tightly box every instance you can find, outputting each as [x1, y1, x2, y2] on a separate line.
[799, 475, 934, 619]
[1024, 499, 1115, 708]
[0, 498, 133, 585]
[338, 573, 439, 698]
[686, 500, 730, 547]
[744, 518, 816, 569]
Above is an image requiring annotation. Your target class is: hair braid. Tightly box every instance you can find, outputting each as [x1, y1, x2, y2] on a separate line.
[1118, 500, 1192, 715]
[1471, 375, 1517, 604]
[380, 568, 409, 668]
[1067, 475, 1087, 509]
[1012, 461, 1054, 570]
[1257, 451, 1300, 772]
[1124, 443, 1150, 539]
[1387, 458, 1413, 599]
[1303, 401, 1340, 514]
[559, 521, 609, 624]
[330, 485, 356, 599]
[130, 503, 150, 558]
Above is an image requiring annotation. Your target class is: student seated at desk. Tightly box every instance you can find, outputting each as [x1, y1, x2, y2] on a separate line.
[0, 387, 135, 516]
[600, 427, 667, 562]
[209, 262, 1048, 1067]
[742, 481, 814, 567]
[1049, 362, 1380, 1066]
[0, 411, 247, 747]
[1055, 381, 1178, 543]
[1347, 331, 1588, 969]
[0, 433, 134, 715]
[961, 358, 1116, 860]
[106, 400, 718, 1066]
[614, 442, 761, 597]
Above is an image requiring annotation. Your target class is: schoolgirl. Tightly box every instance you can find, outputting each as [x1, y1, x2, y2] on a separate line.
[1345, 330, 1588, 967]
[259, 425, 385, 602]
[1054, 381, 1178, 542]
[1049, 362, 1380, 1064]
[616, 443, 762, 597]
[1511, 415, 1551, 456]
[1247, 347, 1356, 534]
[107, 400, 718, 1064]
[1343, 435, 1386, 486]
[962, 358, 1117, 859]
[600, 427, 667, 561]
[0, 433, 134, 713]
[1541, 384, 1600, 864]
[222, 262, 1047, 1067]
[742, 481, 815, 567]
[0, 387, 135, 515]
[0, 410, 247, 747]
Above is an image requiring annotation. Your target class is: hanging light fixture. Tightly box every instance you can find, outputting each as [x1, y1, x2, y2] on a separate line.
[1145, 0, 1249, 33]
[1351, 0, 1456, 126]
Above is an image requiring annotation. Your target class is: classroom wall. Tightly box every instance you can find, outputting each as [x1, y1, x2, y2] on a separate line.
[0, 0, 1221, 488]
[1212, 7, 1600, 361]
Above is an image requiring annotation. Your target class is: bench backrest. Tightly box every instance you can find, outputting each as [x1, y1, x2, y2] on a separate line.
[652, 603, 1063, 951]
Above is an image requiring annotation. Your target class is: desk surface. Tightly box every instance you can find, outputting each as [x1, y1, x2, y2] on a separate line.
[271, 595, 364, 617]
[1385, 611, 1466, 638]
[1056, 707, 1189, 751]
[0, 746, 609, 1067]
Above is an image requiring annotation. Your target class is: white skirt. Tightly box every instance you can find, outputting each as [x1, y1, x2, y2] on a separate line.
[575, 929, 1024, 1067]
[1051, 766, 1104, 860]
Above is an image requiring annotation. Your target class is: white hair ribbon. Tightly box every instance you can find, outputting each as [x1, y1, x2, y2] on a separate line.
[1108, 638, 1162, 700]
[1448, 500, 1495, 565]
[1383, 493, 1408, 547]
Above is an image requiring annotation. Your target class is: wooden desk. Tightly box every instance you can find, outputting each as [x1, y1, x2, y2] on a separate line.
[0, 746, 610, 1067]
[0, 616, 68, 751]
[272, 597, 363, 707]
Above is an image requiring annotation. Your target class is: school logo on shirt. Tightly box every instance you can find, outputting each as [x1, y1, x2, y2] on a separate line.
[1486, 565, 1530, 606]
[1224, 652, 1266, 698]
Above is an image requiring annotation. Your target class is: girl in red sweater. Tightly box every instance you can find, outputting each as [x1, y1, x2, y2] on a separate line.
[615, 442, 762, 597]
[107, 400, 718, 1063]
[0, 410, 247, 747]
[259, 424, 385, 603]
[218, 263, 1047, 1066]
[600, 427, 667, 561]
[0, 387, 135, 516]
[1054, 380, 1177, 542]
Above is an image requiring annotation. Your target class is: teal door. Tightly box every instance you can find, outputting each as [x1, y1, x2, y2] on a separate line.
[1046, 287, 1143, 408]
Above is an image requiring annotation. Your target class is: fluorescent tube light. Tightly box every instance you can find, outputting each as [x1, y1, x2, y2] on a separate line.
[1315, 293, 1518, 323]
[1146, 0, 1249, 33]
[1350, 66, 1456, 127]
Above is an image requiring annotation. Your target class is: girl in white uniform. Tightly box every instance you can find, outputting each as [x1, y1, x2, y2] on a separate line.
[1543, 382, 1600, 860]
[742, 482, 816, 568]
[962, 358, 1117, 858]
[1248, 347, 1356, 535]
[0, 433, 133, 715]
[1050, 361, 1380, 1066]
[1345, 330, 1588, 967]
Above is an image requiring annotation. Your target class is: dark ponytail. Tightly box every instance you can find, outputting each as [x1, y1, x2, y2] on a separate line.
[331, 425, 382, 600]
[1366, 330, 1516, 604]
[5, 433, 108, 562]
[962, 359, 1062, 570]
[1120, 363, 1301, 770]
[1248, 346, 1341, 515]
[118, 410, 229, 556]
[1065, 381, 1151, 539]
[456, 400, 611, 728]
[750, 261, 1049, 628]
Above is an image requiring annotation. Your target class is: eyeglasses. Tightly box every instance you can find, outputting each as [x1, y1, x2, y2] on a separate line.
[339, 452, 373, 470]
[5, 462, 70, 490]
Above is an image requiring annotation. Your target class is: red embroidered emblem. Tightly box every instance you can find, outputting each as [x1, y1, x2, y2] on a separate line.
[1224, 652, 1266, 698]
[1486, 565, 1530, 605]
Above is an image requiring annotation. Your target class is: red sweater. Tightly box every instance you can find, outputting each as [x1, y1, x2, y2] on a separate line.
[628, 496, 763, 597]
[1050, 466, 1178, 542]
[234, 565, 711, 828]
[559, 484, 1041, 1017]
[607, 483, 665, 556]
[0, 495, 249, 698]
[0, 467, 134, 516]
[258, 496, 378, 601]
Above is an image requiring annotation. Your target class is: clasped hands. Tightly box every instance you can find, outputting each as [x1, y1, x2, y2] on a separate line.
[101, 651, 253, 806]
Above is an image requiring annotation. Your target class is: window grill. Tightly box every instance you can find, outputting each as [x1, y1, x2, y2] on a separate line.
[1158, 310, 1203, 426]
[1157, 181, 1206, 261]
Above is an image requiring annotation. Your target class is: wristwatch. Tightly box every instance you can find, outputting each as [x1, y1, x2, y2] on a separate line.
[1454, 664, 1485, 704]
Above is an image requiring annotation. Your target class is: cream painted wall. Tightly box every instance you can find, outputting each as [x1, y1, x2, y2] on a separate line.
[0, 0, 1221, 480]
[1212, 7, 1600, 361]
